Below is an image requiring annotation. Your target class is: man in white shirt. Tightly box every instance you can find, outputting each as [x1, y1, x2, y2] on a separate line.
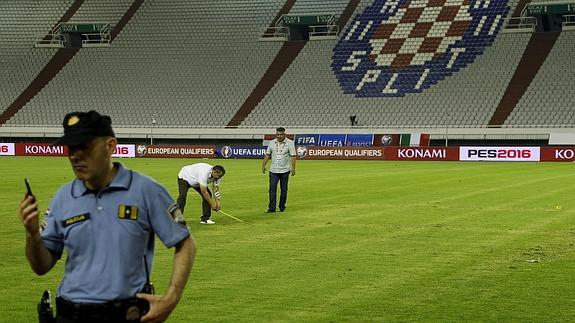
[262, 127, 296, 213]
[177, 163, 225, 224]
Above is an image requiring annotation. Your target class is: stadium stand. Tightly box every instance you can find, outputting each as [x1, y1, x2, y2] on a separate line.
[288, 0, 350, 16]
[242, 33, 531, 128]
[505, 30, 575, 127]
[241, 0, 532, 128]
[0, 0, 69, 114]
[66, 0, 133, 26]
[5, 0, 286, 127]
[0, 0, 573, 141]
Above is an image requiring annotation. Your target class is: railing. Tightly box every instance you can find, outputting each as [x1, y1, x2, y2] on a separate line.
[504, 16, 537, 32]
[261, 14, 339, 41]
[276, 14, 287, 28]
[2, 124, 573, 130]
[34, 22, 111, 48]
[564, 14, 575, 29]
[34, 34, 64, 48]
[309, 24, 339, 40]
[34, 22, 65, 48]
[259, 26, 289, 41]
[81, 32, 111, 47]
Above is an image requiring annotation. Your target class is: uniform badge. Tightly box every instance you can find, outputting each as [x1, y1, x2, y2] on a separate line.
[67, 115, 80, 126]
[62, 213, 90, 227]
[40, 209, 51, 232]
[39, 219, 48, 232]
[118, 205, 138, 220]
[167, 203, 187, 227]
[332, 0, 510, 97]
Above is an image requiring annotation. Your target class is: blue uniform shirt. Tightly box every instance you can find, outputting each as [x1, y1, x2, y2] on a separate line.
[41, 162, 190, 303]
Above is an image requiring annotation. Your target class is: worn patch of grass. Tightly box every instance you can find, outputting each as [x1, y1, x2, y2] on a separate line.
[1, 157, 574, 322]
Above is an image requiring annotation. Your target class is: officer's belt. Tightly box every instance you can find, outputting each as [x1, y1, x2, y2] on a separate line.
[56, 296, 144, 322]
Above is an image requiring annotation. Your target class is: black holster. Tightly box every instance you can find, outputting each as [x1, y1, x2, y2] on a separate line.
[38, 290, 56, 323]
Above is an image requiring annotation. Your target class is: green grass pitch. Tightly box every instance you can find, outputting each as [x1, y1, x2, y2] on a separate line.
[1, 156, 575, 322]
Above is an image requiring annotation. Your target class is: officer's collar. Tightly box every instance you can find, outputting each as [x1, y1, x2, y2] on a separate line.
[71, 162, 132, 197]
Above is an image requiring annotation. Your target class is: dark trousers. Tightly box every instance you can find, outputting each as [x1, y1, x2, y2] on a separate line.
[177, 178, 212, 221]
[268, 171, 290, 211]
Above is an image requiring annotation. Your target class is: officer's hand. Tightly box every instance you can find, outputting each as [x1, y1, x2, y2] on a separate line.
[137, 292, 176, 323]
[262, 167, 266, 174]
[291, 169, 296, 176]
[19, 194, 40, 235]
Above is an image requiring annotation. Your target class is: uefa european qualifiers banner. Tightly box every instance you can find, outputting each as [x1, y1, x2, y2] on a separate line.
[4, 143, 575, 162]
[136, 144, 215, 158]
[297, 146, 385, 160]
[11, 143, 135, 157]
[218, 146, 267, 159]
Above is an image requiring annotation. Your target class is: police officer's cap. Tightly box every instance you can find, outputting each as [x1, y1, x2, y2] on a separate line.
[54, 110, 115, 145]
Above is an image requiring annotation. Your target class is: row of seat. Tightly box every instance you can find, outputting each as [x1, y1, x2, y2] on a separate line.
[1, 0, 573, 129]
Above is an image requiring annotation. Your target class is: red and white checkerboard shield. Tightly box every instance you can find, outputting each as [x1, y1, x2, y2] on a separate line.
[332, 0, 510, 97]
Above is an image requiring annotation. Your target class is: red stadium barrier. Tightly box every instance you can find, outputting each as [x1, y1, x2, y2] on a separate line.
[540, 147, 575, 162]
[4, 143, 575, 161]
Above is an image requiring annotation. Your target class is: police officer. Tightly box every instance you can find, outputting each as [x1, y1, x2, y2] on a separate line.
[19, 110, 196, 323]
[261, 127, 296, 213]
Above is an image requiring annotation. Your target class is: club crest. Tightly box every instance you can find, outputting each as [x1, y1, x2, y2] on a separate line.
[332, 0, 510, 97]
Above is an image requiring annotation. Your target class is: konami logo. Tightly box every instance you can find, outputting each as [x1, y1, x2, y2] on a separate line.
[555, 149, 575, 160]
[24, 144, 65, 155]
[398, 148, 446, 159]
